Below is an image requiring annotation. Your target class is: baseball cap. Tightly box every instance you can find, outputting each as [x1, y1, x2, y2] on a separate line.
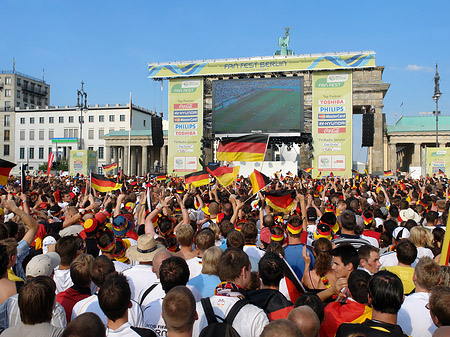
[26, 252, 61, 278]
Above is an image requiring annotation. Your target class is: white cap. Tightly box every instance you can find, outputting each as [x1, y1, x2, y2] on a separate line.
[26, 252, 61, 277]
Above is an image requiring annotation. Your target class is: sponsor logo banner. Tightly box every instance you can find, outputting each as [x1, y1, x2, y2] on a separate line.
[312, 71, 352, 177]
[174, 117, 198, 123]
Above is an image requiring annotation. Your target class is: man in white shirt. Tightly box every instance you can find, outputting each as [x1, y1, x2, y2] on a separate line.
[192, 248, 269, 337]
[397, 257, 441, 337]
[54, 236, 80, 294]
[123, 234, 165, 303]
[99, 273, 157, 337]
[72, 256, 143, 327]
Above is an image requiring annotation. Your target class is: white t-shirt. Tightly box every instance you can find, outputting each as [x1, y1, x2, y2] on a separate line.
[361, 234, 379, 248]
[186, 257, 202, 280]
[72, 294, 143, 327]
[113, 260, 132, 273]
[412, 247, 435, 268]
[397, 292, 437, 337]
[137, 281, 166, 309]
[380, 251, 398, 268]
[54, 267, 72, 294]
[192, 295, 269, 337]
[123, 265, 158, 303]
[106, 322, 156, 337]
[243, 245, 265, 262]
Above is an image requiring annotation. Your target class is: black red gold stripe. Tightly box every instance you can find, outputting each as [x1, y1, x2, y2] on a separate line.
[216, 134, 268, 162]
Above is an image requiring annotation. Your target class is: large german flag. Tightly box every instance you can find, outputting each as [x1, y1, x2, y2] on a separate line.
[250, 169, 271, 195]
[0, 159, 16, 186]
[91, 173, 123, 192]
[207, 165, 239, 187]
[264, 190, 296, 213]
[216, 134, 268, 162]
[384, 170, 393, 176]
[184, 170, 209, 188]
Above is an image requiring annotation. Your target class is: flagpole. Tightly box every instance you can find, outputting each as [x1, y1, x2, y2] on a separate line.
[128, 91, 132, 176]
[243, 182, 271, 204]
[260, 135, 270, 172]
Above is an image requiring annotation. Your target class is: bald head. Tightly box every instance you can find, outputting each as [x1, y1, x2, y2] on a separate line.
[288, 306, 320, 337]
[152, 249, 172, 278]
[433, 326, 450, 337]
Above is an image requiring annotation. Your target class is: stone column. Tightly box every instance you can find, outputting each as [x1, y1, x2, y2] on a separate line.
[130, 147, 136, 176]
[105, 145, 111, 164]
[160, 146, 166, 172]
[114, 147, 119, 174]
[371, 107, 384, 174]
[136, 147, 142, 176]
[142, 146, 148, 176]
[123, 146, 129, 176]
[413, 143, 421, 167]
[389, 143, 397, 172]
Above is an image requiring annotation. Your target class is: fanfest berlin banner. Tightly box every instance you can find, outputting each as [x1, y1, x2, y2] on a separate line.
[168, 77, 203, 175]
[312, 71, 353, 178]
[149, 52, 375, 79]
[426, 147, 450, 175]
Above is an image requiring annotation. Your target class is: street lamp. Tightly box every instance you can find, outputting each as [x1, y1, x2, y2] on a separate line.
[76, 81, 88, 150]
[432, 64, 442, 148]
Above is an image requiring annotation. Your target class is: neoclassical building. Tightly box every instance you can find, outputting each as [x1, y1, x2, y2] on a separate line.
[383, 115, 450, 172]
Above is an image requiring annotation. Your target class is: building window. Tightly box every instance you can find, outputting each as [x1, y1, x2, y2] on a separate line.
[5, 77, 11, 85]
[64, 129, 68, 138]
[98, 129, 104, 138]
[59, 116, 64, 123]
[99, 115, 104, 122]
[39, 147, 44, 159]
[20, 130, 25, 140]
[39, 117, 44, 124]
[143, 120, 146, 127]
[109, 115, 115, 122]
[39, 130, 44, 140]
[4, 130, 10, 141]
[29, 130, 35, 140]
[3, 145, 9, 156]
[69, 116, 74, 123]
[74, 128, 78, 138]
[20, 117, 25, 124]
[4, 89, 11, 97]
[98, 147, 104, 159]
[49, 130, 54, 140]
[110, 147, 114, 159]
[30, 117, 35, 124]
[48, 147, 52, 156]
[23, 93, 28, 102]
[4, 101, 11, 111]
[120, 115, 126, 122]
[88, 129, 94, 140]
[30, 83, 35, 91]
[88, 116, 94, 122]
[49, 116, 54, 123]
[88, 147, 94, 151]
[17, 78, 21, 86]
[4, 115, 10, 127]
[20, 148, 25, 159]
[17, 90, 20, 98]
[29, 147, 34, 159]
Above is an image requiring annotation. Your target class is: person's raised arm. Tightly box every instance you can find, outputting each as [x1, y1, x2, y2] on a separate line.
[3, 198, 38, 246]
[114, 193, 126, 217]
[230, 199, 244, 225]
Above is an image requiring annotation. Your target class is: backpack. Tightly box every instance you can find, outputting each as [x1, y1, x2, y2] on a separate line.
[199, 297, 249, 337]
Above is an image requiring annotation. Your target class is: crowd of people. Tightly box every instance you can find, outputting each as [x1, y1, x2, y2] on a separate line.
[0, 171, 449, 337]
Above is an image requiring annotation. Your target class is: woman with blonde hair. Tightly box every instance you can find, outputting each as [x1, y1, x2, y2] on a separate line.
[302, 238, 336, 290]
[187, 246, 222, 297]
[409, 226, 434, 260]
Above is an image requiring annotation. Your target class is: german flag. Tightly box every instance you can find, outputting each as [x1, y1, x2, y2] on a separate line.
[304, 167, 313, 173]
[157, 175, 167, 181]
[249, 169, 271, 195]
[216, 134, 268, 162]
[207, 165, 239, 187]
[264, 190, 296, 214]
[317, 171, 322, 178]
[364, 168, 369, 175]
[184, 170, 209, 188]
[91, 173, 123, 192]
[352, 169, 359, 175]
[0, 159, 15, 186]
[438, 169, 445, 175]
[102, 162, 117, 172]
[440, 216, 450, 266]
[384, 170, 393, 176]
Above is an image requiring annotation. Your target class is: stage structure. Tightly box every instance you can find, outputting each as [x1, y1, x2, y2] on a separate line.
[149, 49, 390, 177]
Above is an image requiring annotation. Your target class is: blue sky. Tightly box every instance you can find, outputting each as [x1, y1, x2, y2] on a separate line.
[1, 0, 449, 162]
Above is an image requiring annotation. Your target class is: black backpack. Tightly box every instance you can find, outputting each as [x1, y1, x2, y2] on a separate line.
[199, 297, 249, 337]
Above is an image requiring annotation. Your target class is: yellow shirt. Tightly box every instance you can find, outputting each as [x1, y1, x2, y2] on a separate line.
[7, 268, 24, 283]
[382, 265, 415, 294]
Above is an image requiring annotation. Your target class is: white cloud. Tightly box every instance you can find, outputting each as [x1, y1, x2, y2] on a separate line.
[405, 64, 433, 72]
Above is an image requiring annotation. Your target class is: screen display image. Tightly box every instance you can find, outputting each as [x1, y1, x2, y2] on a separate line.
[213, 77, 304, 135]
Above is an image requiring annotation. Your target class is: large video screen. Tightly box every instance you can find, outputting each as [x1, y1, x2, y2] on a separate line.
[213, 77, 304, 136]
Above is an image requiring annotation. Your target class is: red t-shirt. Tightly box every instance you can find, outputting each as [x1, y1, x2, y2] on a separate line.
[56, 286, 91, 322]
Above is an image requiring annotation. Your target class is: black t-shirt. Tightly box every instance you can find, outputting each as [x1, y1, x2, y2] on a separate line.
[336, 319, 409, 337]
